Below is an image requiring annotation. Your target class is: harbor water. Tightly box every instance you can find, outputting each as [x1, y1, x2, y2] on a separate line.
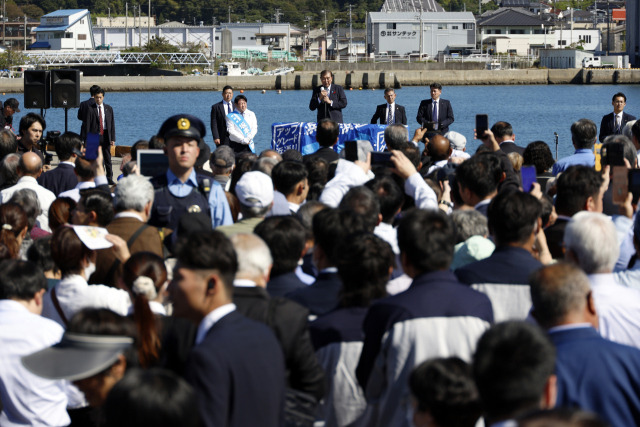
[6, 83, 640, 159]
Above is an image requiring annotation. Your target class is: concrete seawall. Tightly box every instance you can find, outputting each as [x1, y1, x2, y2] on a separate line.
[0, 68, 638, 92]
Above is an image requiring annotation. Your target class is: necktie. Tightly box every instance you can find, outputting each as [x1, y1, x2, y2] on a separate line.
[387, 105, 394, 125]
[616, 115, 621, 133]
[98, 106, 104, 135]
[226, 103, 231, 115]
[433, 101, 438, 126]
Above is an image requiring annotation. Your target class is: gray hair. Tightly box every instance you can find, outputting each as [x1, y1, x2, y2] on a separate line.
[252, 157, 279, 176]
[451, 209, 489, 243]
[114, 175, 154, 212]
[384, 124, 409, 150]
[623, 120, 636, 140]
[602, 134, 638, 167]
[529, 262, 592, 329]
[564, 211, 618, 274]
[8, 188, 41, 230]
[0, 153, 20, 187]
[570, 118, 597, 149]
[230, 233, 272, 278]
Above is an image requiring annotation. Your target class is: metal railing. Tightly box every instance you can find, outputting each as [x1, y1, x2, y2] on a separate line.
[22, 51, 213, 66]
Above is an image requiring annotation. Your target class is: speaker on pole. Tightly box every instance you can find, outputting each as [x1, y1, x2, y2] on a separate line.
[51, 69, 80, 108]
[23, 70, 51, 109]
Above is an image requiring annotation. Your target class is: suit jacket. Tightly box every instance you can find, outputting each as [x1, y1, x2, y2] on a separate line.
[233, 286, 326, 400]
[544, 217, 570, 260]
[286, 271, 342, 316]
[185, 311, 285, 427]
[370, 103, 407, 125]
[89, 217, 163, 287]
[80, 102, 115, 144]
[37, 163, 78, 196]
[550, 326, 640, 427]
[210, 100, 231, 145]
[302, 146, 340, 164]
[416, 98, 454, 134]
[267, 271, 307, 297]
[309, 84, 347, 123]
[499, 141, 524, 155]
[77, 97, 95, 123]
[599, 111, 636, 142]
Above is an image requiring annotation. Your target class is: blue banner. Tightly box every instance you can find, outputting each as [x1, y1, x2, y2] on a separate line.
[271, 122, 407, 155]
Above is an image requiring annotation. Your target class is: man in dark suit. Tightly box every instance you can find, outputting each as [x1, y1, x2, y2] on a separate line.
[37, 131, 81, 196]
[416, 82, 454, 134]
[309, 70, 347, 123]
[370, 88, 407, 125]
[599, 92, 636, 142]
[79, 88, 116, 184]
[77, 85, 100, 134]
[491, 121, 524, 155]
[170, 230, 285, 427]
[302, 119, 340, 164]
[210, 85, 233, 147]
[530, 263, 640, 427]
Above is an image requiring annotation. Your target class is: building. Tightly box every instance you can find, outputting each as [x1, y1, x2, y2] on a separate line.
[381, 0, 444, 13]
[477, 8, 554, 55]
[31, 9, 94, 50]
[626, 1, 640, 65]
[539, 48, 597, 68]
[367, 12, 476, 57]
[216, 23, 292, 57]
[0, 20, 39, 50]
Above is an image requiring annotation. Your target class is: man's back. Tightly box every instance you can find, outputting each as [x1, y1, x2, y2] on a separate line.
[37, 163, 77, 196]
[185, 310, 285, 427]
[550, 326, 640, 427]
[356, 270, 493, 426]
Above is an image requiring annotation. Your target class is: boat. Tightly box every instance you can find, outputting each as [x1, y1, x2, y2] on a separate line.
[263, 67, 295, 76]
[218, 62, 248, 76]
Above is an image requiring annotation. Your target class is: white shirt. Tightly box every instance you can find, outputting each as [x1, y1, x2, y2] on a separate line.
[426, 159, 449, 176]
[589, 273, 640, 349]
[226, 109, 258, 145]
[318, 84, 333, 106]
[374, 222, 399, 254]
[0, 300, 70, 426]
[451, 149, 470, 160]
[1, 176, 56, 232]
[58, 181, 96, 202]
[42, 274, 131, 327]
[195, 303, 236, 345]
[114, 211, 144, 222]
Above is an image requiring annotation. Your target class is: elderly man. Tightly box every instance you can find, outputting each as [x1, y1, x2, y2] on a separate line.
[530, 263, 640, 426]
[564, 211, 640, 349]
[90, 175, 163, 287]
[217, 171, 273, 236]
[149, 114, 232, 233]
[169, 230, 285, 427]
[226, 95, 257, 154]
[552, 119, 597, 175]
[1, 152, 55, 231]
[309, 70, 347, 123]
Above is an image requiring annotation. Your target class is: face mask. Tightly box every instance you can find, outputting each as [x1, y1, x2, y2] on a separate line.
[83, 261, 96, 279]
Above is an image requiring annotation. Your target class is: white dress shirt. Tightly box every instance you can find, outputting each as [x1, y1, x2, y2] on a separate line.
[42, 274, 131, 327]
[195, 303, 237, 345]
[0, 300, 70, 426]
[226, 109, 258, 145]
[1, 176, 56, 232]
[589, 273, 640, 349]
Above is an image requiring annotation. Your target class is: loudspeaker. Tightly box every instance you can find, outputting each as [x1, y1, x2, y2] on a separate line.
[51, 69, 80, 108]
[23, 70, 50, 109]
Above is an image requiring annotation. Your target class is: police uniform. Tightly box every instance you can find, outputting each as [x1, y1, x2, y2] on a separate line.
[148, 114, 232, 232]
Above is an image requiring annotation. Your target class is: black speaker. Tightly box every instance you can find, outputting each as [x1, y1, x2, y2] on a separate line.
[51, 69, 80, 108]
[24, 70, 50, 109]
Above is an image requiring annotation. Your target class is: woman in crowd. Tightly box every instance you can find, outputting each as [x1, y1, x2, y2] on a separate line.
[0, 203, 28, 259]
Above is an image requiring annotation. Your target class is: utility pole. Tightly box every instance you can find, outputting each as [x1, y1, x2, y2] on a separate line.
[148, 0, 151, 45]
[335, 18, 341, 59]
[304, 16, 311, 59]
[419, 3, 424, 57]
[125, 3, 128, 48]
[3, 0, 7, 45]
[139, 4, 142, 48]
[274, 9, 283, 24]
[228, 6, 231, 23]
[348, 4, 353, 57]
[322, 9, 327, 62]
[606, 0, 610, 54]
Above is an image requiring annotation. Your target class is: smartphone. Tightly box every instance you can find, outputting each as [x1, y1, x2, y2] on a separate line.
[423, 121, 436, 132]
[371, 151, 394, 168]
[137, 149, 169, 177]
[85, 133, 100, 161]
[612, 166, 628, 205]
[521, 165, 537, 192]
[343, 140, 359, 162]
[605, 143, 625, 167]
[629, 169, 640, 204]
[476, 114, 489, 138]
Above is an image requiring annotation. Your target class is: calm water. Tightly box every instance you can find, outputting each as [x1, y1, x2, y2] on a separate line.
[6, 83, 640, 159]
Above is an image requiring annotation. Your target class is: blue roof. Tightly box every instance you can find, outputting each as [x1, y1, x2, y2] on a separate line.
[33, 25, 71, 32]
[29, 41, 51, 49]
[43, 9, 87, 18]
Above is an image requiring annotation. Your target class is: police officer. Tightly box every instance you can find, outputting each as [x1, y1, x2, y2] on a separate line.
[149, 114, 232, 233]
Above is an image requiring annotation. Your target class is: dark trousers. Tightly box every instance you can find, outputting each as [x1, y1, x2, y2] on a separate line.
[100, 133, 113, 183]
[229, 140, 252, 154]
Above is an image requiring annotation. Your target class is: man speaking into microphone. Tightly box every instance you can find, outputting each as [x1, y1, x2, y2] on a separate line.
[309, 70, 347, 123]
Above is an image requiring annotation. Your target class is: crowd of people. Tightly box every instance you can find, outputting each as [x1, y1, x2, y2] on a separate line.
[0, 80, 639, 427]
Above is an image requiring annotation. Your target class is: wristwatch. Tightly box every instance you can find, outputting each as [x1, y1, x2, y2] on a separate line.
[439, 200, 453, 209]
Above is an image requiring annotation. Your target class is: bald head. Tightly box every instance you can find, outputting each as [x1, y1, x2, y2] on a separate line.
[427, 135, 452, 161]
[259, 149, 283, 162]
[529, 262, 595, 330]
[18, 152, 43, 177]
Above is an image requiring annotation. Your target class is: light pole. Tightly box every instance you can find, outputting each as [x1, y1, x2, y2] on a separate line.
[335, 18, 341, 60]
[322, 10, 327, 61]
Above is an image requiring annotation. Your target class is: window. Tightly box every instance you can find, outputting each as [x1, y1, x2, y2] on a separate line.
[215, 36, 219, 40]
[494, 29, 501, 34]
[238, 36, 246, 40]
[250, 36, 256, 40]
[387, 23, 396, 30]
[463, 23, 474, 30]
[509, 29, 524, 34]
[78, 34, 86, 40]
[438, 24, 447, 30]
[559, 39, 566, 46]
[579, 35, 591, 43]
[533, 29, 544, 34]
[451, 25, 458, 30]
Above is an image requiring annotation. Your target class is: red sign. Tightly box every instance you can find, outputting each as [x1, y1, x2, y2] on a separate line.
[612, 9, 626, 21]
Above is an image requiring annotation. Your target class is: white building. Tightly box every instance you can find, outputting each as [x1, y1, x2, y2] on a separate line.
[31, 9, 94, 50]
[367, 12, 476, 56]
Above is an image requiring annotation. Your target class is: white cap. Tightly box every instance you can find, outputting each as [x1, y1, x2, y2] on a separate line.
[444, 131, 467, 150]
[235, 171, 274, 208]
